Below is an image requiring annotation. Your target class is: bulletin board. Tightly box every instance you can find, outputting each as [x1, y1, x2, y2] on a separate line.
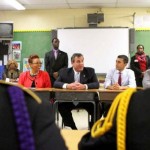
[133, 30, 150, 57]
[13, 31, 51, 71]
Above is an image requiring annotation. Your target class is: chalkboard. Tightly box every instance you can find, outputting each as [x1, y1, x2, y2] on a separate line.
[13, 31, 51, 71]
[133, 30, 150, 57]
[58, 28, 130, 74]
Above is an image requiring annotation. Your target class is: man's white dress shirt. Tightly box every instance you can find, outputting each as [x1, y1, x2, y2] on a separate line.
[104, 68, 136, 88]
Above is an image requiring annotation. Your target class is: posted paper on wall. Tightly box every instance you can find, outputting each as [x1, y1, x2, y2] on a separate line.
[3, 55, 8, 65]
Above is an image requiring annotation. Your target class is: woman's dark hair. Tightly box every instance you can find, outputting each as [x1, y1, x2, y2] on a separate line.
[28, 54, 39, 63]
[137, 44, 144, 50]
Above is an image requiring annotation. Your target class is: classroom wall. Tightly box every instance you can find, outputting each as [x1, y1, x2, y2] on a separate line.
[13, 31, 51, 71]
[133, 30, 150, 57]
[0, 8, 149, 30]
[1, 8, 150, 78]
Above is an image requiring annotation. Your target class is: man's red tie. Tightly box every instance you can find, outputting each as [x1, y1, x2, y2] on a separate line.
[118, 72, 122, 86]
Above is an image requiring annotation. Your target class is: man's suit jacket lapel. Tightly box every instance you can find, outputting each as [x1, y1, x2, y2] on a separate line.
[69, 68, 87, 83]
[68, 68, 75, 83]
[56, 50, 61, 60]
[50, 50, 57, 69]
[49, 50, 55, 60]
[80, 71, 87, 83]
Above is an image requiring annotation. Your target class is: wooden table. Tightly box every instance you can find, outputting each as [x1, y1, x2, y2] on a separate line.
[22, 87, 124, 104]
[53, 88, 99, 125]
[61, 129, 89, 150]
[99, 89, 123, 103]
[29, 88, 52, 101]
[53, 88, 99, 101]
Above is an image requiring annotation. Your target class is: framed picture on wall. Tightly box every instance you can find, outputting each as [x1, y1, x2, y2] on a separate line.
[13, 50, 21, 61]
[12, 41, 22, 50]
[23, 58, 30, 72]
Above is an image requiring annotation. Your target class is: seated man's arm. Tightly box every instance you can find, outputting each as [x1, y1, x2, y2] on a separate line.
[143, 69, 150, 89]
[104, 70, 113, 89]
[53, 74, 65, 88]
[86, 68, 99, 89]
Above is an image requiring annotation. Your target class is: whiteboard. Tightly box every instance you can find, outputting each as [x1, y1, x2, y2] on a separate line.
[57, 28, 129, 74]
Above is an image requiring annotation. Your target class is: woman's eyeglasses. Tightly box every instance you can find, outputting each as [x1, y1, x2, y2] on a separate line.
[31, 62, 42, 65]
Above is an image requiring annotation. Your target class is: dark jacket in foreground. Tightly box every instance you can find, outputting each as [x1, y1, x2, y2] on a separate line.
[78, 88, 150, 150]
[0, 81, 67, 150]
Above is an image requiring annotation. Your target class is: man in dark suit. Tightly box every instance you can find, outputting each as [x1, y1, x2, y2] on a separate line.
[54, 53, 100, 130]
[78, 88, 150, 150]
[0, 81, 67, 150]
[45, 37, 68, 86]
[130, 44, 150, 87]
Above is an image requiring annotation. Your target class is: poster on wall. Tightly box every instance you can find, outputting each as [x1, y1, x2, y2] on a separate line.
[3, 55, 8, 65]
[23, 58, 44, 72]
[13, 50, 21, 61]
[12, 41, 22, 50]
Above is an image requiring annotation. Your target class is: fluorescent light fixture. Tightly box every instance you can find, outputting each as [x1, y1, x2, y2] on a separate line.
[5, 0, 26, 10]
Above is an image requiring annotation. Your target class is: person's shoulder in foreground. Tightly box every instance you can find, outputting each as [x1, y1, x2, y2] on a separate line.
[143, 69, 150, 89]
[78, 87, 150, 150]
[0, 80, 67, 150]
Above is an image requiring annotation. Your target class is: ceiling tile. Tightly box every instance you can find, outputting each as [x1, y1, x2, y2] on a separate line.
[70, 3, 116, 9]
[0, 0, 149, 10]
[67, 0, 117, 3]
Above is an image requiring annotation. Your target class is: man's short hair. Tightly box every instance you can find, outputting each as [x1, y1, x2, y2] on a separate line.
[71, 53, 83, 62]
[52, 37, 59, 43]
[117, 55, 128, 64]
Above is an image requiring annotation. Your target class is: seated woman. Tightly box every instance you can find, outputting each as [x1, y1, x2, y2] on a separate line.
[2, 59, 20, 82]
[18, 54, 51, 88]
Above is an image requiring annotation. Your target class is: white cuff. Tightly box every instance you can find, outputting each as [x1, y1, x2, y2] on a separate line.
[63, 83, 68, 89]
[84, 84, 88, 90]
